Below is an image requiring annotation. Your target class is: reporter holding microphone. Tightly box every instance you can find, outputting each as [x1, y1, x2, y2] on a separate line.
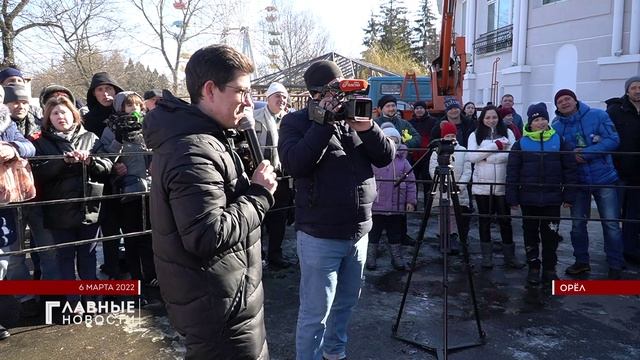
[143, 45, 277, 360]
[278, 60, 395, 360]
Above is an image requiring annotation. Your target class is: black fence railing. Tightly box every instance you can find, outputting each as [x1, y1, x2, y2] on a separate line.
[474, 25, 514, 56]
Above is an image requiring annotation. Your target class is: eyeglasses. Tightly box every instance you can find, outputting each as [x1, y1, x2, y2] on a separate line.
[225, 84, 252, 99]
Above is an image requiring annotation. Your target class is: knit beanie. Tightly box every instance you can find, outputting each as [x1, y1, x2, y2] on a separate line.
[413, 100, 427, 109]
[554, 89, 577, 105]
[303, 61, 343, 92]
[3, 85, 30, 104]
[625, 76, 640, 93]
[497, 106, 513, 119]
[526, 102, 549, 125]
[440, 121, 457, 138]
[39, 84, 75, 107]
[143, 89, 162, 100]
[266, 82, 288, 98]
[378, 94, 397, 109]
[381, 122, 401, 141]
[444, 97, 461, 112]
[0, 68, 23, 84]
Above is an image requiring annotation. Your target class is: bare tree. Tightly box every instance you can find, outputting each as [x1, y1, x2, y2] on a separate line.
[131, 0, 237, 94]
[0, 0, 68, 67]
[259, 3, 328, 74]
[33, 0, 122, 87]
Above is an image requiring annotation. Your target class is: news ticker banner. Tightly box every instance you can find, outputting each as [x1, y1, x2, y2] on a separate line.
[552, 280, 640, 296]
[0, 280, 140, 295]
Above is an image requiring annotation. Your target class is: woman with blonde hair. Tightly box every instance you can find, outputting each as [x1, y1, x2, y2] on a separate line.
[31, 96, 112, 304]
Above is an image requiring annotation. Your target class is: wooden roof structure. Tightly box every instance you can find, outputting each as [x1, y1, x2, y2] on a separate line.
[251, 52, 398, 91]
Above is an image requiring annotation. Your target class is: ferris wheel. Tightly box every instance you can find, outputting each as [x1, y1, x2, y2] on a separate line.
[264, 4, 281, 70]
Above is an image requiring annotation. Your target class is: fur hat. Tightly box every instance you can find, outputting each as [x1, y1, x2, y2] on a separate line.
[303, 61, 342, 92]
[381, 122, 401, 140]
[440, 121, 457, 138]
[625, 76, 640, 93]
[444, 97, 461, 112]
[3, 85, 30, 104]
[527, 102, 549, 125]
[554, 89, 577, 105]
[0, 68, 23, 84]
[378, 95, 397, 109]
[266, 82, 288, 98]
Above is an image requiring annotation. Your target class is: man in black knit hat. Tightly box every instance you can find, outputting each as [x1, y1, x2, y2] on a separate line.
[278, 60, 395, 360]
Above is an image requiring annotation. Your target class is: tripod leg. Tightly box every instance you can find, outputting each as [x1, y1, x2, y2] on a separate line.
[448, 172, 487, 340]
[392, 172, 440, 334]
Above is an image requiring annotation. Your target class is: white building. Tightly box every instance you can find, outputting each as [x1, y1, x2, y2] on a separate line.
[459, 0, 640, 114]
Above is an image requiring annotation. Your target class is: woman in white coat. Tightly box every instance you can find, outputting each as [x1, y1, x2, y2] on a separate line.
[467, 105, 523, 269]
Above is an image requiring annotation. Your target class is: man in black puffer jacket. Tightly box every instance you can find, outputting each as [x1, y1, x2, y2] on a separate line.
[143, 45, 277, 360]
[606, 75, 640, 264]
[278, 61, 395, 360]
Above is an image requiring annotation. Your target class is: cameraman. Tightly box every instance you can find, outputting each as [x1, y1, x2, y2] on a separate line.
[278, 60, 395, 360]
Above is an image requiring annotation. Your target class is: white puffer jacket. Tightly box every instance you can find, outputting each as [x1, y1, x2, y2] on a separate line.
[428, 144, 472, 206]
[466, 129, 515, 196]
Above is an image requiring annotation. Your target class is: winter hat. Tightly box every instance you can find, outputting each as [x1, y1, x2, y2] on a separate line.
[440, 121, 457, 138]
[266, 82, 288, 98]
[113, 91, 143, 112]
[39, 84, 75, 107]
[381, 122, 401, 140]
[413, 100, 427, 109]
[378, 94, 397, 109]
[303, 60, 343, 92]
[625, 76, 640, 93]
[3, 85, 30, 104]
[444, 97, 461, 112]
[527, 102, 549, 125]
[554, 89, 577, 105]
[0, 68, 23, 84]
[497, 106, 513, 119]
[143, 89, 162, 100]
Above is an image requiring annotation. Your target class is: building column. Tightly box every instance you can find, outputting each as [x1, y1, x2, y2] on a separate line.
[612, 0, 624, 56]
[511, 0, 520, 65]
[466, 0, 477, 73]
[630, 0, 640, 54]
[517, 0, 529, 65]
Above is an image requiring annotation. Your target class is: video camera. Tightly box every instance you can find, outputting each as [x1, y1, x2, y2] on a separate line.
[429, 138, 457, 167]
[309, 79, 373, 124]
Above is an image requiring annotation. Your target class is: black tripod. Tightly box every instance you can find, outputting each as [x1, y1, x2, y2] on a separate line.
[392, 141, 486, 359]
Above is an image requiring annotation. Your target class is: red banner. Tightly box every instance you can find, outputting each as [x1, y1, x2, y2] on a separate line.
[0, 280, 140, 295]
[552, 280, 640, 296]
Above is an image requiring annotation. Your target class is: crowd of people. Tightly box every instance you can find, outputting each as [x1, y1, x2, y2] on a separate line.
[0, 49, 638, 360]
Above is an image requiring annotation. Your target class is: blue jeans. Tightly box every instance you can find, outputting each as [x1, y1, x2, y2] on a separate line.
[296, 231, 368, 360]
[570, 186, 624, 269]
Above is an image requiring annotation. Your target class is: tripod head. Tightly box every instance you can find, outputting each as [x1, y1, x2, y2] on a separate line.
[432, 138, 457, 168]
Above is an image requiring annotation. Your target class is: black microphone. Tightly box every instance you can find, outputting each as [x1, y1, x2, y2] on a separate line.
[237, 109, 264, 165]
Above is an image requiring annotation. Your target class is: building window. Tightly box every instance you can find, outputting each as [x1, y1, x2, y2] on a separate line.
[487, 0, 513, 32]
[473, 24, 513, 55]
[542, 0, 562, 4]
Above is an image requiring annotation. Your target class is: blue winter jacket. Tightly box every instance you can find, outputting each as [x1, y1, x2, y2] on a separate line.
[551, 102, 619, 185]
[278, 108, 395, 240]
[0, 106, 35, 158]
[506, 127, 577, 207]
